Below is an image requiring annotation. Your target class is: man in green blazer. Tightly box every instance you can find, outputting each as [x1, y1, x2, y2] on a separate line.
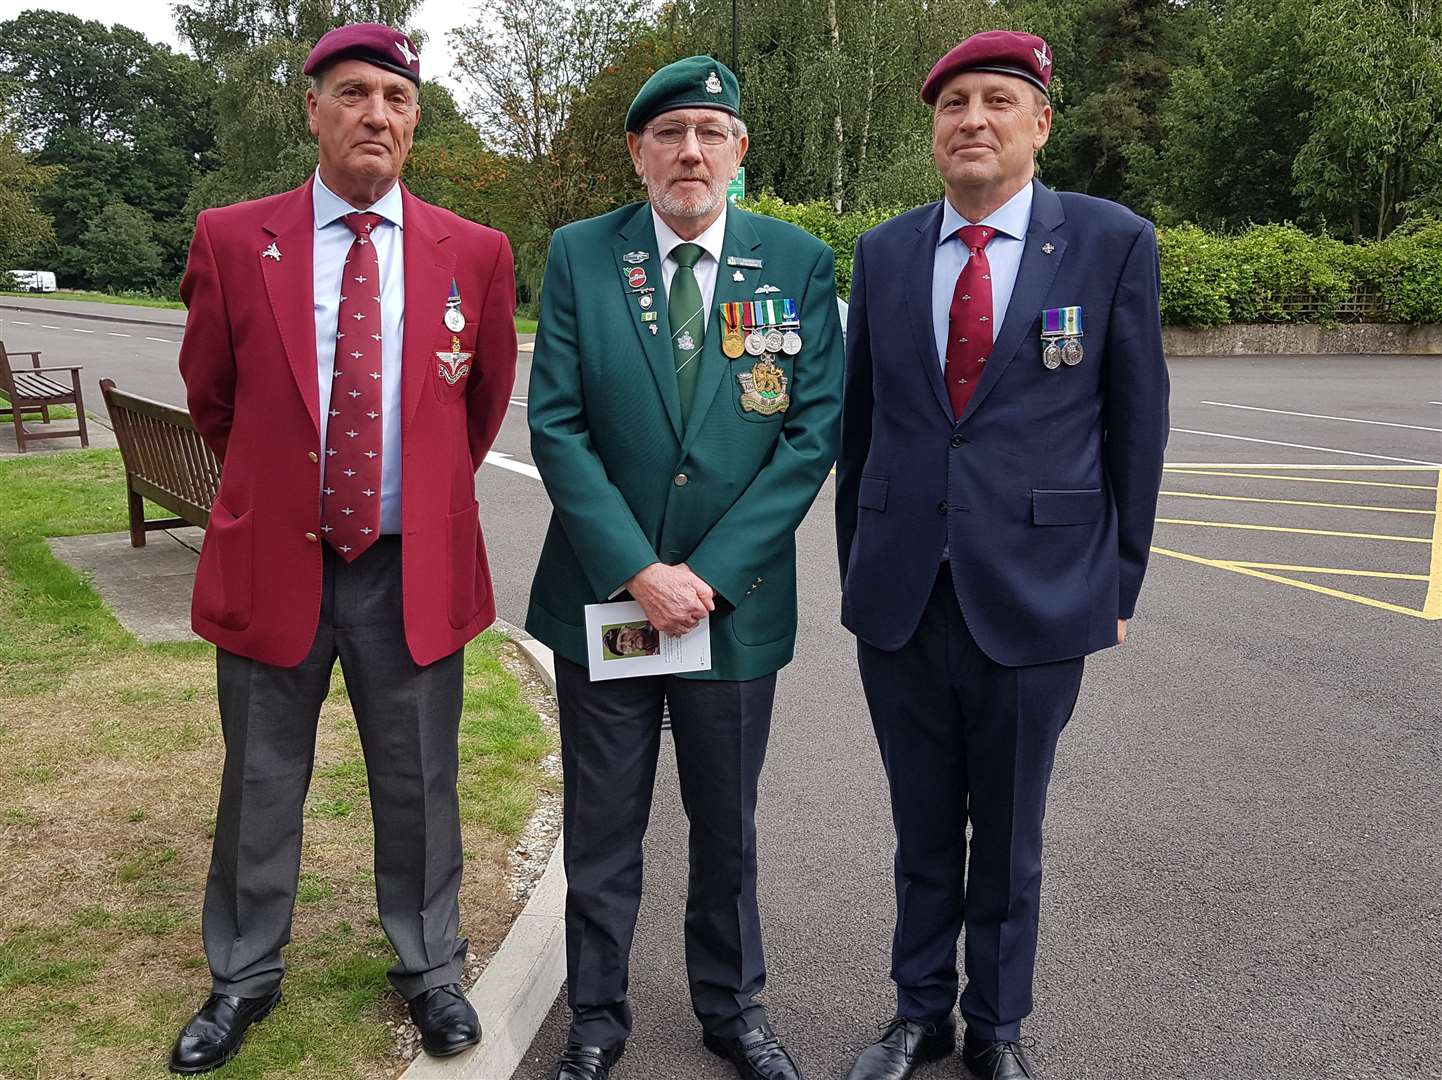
[527, 56, 843, 1080]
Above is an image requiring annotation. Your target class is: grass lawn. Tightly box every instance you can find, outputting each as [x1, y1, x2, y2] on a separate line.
[1, 289, 186, 310]
[3, 290, 540, 336]
[0, 450, 556, 1079]
[0, 393, 77, 423]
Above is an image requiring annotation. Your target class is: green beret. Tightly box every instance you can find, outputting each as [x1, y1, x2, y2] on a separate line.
[625, 56, 741, 133]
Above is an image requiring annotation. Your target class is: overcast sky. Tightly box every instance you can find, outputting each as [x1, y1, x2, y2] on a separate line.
[1, 0, 472, 91]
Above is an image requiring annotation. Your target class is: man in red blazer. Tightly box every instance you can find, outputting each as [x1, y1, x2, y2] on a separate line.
[168, 23, 516, 1074]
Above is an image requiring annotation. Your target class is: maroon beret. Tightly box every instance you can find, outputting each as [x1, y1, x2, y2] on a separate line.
[304, 22, 421, 86]
[921, 30, 1052, 104]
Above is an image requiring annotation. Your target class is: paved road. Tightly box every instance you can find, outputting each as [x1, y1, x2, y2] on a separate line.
[12, 302, 1441, 1079]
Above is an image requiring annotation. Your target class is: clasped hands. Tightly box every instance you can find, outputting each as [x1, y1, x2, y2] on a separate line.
[624, 562, 715, 636]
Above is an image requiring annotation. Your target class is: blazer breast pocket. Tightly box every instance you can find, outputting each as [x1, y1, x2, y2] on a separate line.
[731, 353, 793, 423]
[431, 333, 475, 404]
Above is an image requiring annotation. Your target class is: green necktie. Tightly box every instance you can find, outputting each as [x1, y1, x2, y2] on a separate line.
[669, 242, 705, 424]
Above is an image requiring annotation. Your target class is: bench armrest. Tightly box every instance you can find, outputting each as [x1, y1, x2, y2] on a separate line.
[28, 366, 84, 375]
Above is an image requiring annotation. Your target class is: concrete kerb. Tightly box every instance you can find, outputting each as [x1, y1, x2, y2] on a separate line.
[0, 299, 186, 329]
[403, 620, 565, 1080]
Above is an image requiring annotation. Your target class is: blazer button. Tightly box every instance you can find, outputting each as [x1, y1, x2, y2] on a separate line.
[674, 473, 688, 487]
[305, 532, 318, 543]
[937, 501, 948, 515]
[950, 434, 966, 448]
[307, 451, 319, 463]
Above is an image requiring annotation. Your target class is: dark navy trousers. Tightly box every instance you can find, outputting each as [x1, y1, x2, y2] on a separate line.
[858, 566, 1084, 1041]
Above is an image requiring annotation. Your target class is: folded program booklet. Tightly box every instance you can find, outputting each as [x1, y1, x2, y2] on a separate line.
[583, 600, 711, 681]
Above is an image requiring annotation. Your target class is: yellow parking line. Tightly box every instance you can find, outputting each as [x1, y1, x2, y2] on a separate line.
[1424, 472, 1442, 619]
[1161, 469, 1436, 492]
[1165, 463, 1434, 471]
[1151, 547, 1437, 620]
[1160, 490, 1432, 515]
[1224, 562, 1428, 580]
[1154, 518, 1432, 543]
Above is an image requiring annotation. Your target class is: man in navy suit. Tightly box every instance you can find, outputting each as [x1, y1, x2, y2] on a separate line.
[836, 31, 1169, 1080]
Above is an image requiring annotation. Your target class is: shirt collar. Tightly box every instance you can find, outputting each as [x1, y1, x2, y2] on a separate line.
[651, 202, 728, 266]
[313, 169, 405, 231]
[938, 179, 1033, 248]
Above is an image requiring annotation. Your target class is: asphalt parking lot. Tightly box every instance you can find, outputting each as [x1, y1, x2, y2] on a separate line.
[3, 300, 1438, 1079]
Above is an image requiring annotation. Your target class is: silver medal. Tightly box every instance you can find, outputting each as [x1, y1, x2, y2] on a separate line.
[781, 330, 802, 355]
[744, 330, 766, 356]
[444, 307, 465, 333]
[1062, 338, 1084, 366]
[1042, 341, 1063, 370]
[762, 327, 784, 354]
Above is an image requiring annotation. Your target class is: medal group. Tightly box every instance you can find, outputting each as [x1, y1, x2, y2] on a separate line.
[1039, 304, 1084, 370]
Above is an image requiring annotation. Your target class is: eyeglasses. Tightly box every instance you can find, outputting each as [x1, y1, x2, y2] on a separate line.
[645, 122, 736, 146]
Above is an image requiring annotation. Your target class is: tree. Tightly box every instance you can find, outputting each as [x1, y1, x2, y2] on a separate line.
[77, 202, 164, 292]
[0, 124, 58, 275]
[1293, 0, 1442, 239]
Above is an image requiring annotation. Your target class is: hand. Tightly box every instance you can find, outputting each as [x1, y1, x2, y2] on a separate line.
[677, 563, 715, 614]
[1117, 618, 1130, 645]
[624, 563, 710, 635]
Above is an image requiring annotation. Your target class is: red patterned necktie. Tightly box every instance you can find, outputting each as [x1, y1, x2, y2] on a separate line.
[944, 223, 995, 419]
[321, 211, 384, 562]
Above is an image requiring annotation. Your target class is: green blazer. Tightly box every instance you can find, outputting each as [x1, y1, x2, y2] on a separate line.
[526, 201, 844, 680]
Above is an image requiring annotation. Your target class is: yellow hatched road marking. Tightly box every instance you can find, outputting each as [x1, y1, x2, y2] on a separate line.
[1224, 562, 1428, 581]
[1424, 472, 1442, 619]
[1162, 469, 1436, 492]
[1165, 463, 1435, 470]
[1154, 518, 1432, 543]
[1151, 547, 1439, 620]
[1158, 490, 1433, 515]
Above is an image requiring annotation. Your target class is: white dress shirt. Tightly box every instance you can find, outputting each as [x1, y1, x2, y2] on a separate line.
[313, 170, 405, 534]
[932, 180, 1034, 368]
[651, 203, 728, 331]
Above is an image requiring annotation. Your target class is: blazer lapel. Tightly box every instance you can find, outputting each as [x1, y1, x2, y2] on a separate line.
[680, 207, 761, 454]
[612, 204, 683, 443]
[904, 201, 953, 422]
[401, 188, 457, 428]
[960, 180, 1067, 422]
[260, 178, 320, 437]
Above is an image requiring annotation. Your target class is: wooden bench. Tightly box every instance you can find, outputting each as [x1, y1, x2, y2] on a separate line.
[99, 379, 221, 548]
[0, 339, 89, 452]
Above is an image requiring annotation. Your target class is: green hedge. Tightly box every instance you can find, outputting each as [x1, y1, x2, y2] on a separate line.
[743, 195, 1442, 327]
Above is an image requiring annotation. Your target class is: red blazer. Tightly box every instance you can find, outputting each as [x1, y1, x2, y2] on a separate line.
[178, 177, 517, 667]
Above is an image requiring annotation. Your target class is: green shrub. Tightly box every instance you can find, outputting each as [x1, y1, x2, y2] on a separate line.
[1156, 224, 1237, 327]
[739, 193, 900, 299]
[1225, 224, 1351, 323]
[1369, 217, 1442, 323]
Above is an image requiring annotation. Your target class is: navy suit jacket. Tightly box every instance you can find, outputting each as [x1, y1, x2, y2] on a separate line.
[836, 180, 1169, 667]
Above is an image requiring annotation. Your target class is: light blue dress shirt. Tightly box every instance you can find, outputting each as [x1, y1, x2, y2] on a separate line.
[931, 180, 1034, 369]
[312, 170, 405, 534]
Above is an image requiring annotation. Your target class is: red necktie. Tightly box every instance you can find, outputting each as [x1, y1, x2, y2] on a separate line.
[321, 211, 384, 562]
[944, 224, 995, 419]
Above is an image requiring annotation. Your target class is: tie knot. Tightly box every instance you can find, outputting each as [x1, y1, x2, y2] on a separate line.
[957, 224, 993, 253]
[344, 212, 384, 239]
[672, 242, 704, 270]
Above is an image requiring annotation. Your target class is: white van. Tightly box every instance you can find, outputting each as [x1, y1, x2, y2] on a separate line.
[6, 270, 58, 293]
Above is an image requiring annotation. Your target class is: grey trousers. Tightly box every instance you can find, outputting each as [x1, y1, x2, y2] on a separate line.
[202, 537, 467, 1000]
[554, 655, 777, 1047]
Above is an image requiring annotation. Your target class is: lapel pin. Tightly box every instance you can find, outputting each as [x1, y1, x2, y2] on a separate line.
[649, 324, 659, 334]
[754, 284, 779, 295]
[1042, 242, 1055, 255]
[733, 269, 745, 282]
[625, 250, 650, 264]
[262, 242, 282, 261]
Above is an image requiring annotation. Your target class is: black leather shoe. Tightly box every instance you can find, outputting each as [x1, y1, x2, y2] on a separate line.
[961, 1030, 1040, 1080]
[845, 1016, 956, 1080]
[704, 1022, 803, 1080]
[168, 989, 282, 1074]
[552, 1041, 626, 1079]
[408, 984, 481, 1057]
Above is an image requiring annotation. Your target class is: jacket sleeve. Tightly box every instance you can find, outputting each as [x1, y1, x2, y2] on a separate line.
[834, 234, 873, 584]
[177, 212, 237, 463]
[686, 242, 845, 606]
[1103, 220, 1170, 619]
[528, 230, 661, 597]
[466, 231, 519, 470]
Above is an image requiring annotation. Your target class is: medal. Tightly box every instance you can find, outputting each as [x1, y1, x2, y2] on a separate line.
[1042, 341, 1062, 369]
[1062, 338, 1084, 366]
[762, 327, 784, 354]
[781, 330, 802, 355]
[722, 303, 745, 359]
[444, 278, 465, 333]
[1040, 305, 1083, 371]
[745, 331, 766, 356]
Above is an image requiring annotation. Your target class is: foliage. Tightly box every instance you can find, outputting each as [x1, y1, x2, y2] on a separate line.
[740, 193, 897, 298]
[0, 122, 57, 273]
[1154, 224, 1236, 328]
[76, 202, 166, 292]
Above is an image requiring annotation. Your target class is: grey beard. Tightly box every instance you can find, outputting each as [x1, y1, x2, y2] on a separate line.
[645, 173, 728, 218]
